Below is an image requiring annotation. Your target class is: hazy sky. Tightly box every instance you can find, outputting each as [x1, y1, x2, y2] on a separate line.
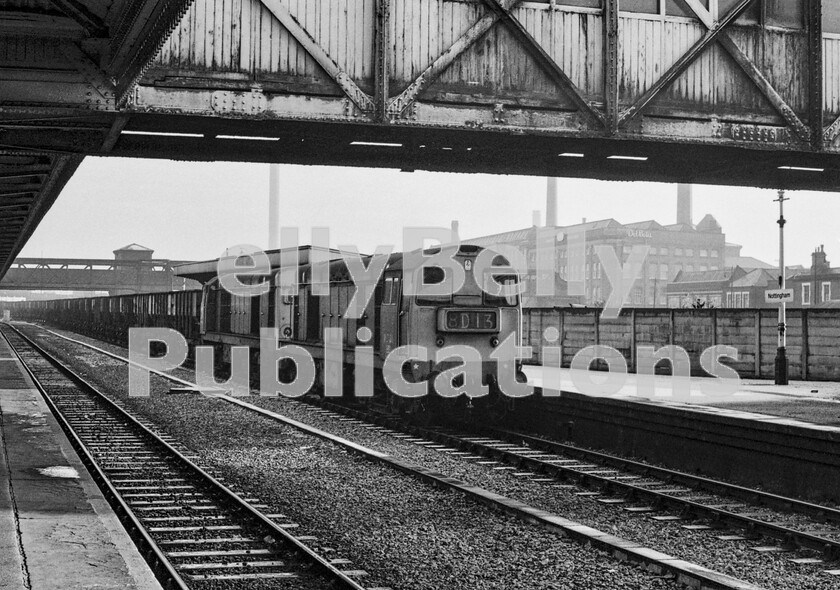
[18, 156, 839, 268]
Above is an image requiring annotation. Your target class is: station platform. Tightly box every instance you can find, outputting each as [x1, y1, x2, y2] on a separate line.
[519, 364, 840, 503]
[0, 334, 162, 590]
[524, 364, 840, 402]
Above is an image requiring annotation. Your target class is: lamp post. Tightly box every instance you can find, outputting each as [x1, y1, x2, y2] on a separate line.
[774, 190, 788, 385]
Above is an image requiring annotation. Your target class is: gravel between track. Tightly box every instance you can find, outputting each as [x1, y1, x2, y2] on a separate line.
[22, 325, 840, 589]
[235, 402, 840, 590]
[15, 325, 690, 590]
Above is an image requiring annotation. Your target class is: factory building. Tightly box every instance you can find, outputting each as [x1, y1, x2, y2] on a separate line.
[467, 184, 727, 307]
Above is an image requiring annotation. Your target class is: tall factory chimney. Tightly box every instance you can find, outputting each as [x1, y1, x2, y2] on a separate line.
[450, 220, 460, 243]
[546, 177, 558, 227]
[532, 210, 542, 227]
[269, 164, 280, 250]
[677, 183, 693, 226]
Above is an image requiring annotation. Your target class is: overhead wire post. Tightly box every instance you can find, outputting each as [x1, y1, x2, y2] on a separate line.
[774, 189, 788, 385]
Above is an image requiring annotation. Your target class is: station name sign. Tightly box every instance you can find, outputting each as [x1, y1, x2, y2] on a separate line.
[626, 229, 653, 239]
[764, 288, 794, 303]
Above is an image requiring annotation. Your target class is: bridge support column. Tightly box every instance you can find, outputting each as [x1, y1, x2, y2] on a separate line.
[374, 0, 391, 123]
[603, 0, 619, 135]
[807, 0, 824, 151]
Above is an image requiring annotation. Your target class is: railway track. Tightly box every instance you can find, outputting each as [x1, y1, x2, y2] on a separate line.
[488, 428, 840, 526]
[317, 398, 840, 561]
[10, 323, 808, 589]
[16, 322, 840, 562]
[0, 325, 371, 590]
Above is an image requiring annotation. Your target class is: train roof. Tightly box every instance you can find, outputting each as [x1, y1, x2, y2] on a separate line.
[175, 244, 496, 284]
[173, 246, 354, 284]
[383, 244, 489, 273]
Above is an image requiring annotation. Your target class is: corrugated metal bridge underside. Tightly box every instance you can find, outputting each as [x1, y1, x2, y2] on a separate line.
[0, 0, 194, 276]
[2, 0, 840, 277]
[0, 154, 81, 279]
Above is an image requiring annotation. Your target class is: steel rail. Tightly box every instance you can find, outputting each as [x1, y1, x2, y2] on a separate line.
[492, 427, 840, 526]
[0, 327, 190, 590]
[1, 324, 368, 590]
[315, 399, 840, 560]
[21, 323, 840, 554]
[13, 323, 767, 590]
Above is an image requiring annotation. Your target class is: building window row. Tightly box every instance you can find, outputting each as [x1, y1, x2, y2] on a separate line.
[560, 262, 720, 280]
[804, 282, 833, 305]
[558, 246, 721, 261]
[726, 291, 750, 308]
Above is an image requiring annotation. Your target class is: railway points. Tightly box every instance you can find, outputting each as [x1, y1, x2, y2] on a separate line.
[8, 321, 840, 589]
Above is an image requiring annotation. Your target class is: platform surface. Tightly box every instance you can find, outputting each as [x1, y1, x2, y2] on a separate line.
[524, 364, 840, 429]
[525, 364, 840, 400]
[0, 333, 162, 590]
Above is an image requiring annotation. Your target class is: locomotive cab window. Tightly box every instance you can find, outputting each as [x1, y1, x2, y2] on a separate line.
[416, 267, 452, 306]
[383, 276, 402, 305]
[484, 274, 520, 306]
[383, 277, 393, 305]
[423, 266, 445, 285]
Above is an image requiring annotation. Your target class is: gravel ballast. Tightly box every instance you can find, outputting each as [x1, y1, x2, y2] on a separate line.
[21, 324, 840, 589]
[14, 325, 693, 590]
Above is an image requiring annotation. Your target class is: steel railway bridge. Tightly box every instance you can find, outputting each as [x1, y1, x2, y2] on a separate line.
[0, 256, 198, 294]
[1, 0, 839, 277]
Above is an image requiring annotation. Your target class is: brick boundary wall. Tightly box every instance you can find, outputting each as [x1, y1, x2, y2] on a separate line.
[523, 308, 840, 381]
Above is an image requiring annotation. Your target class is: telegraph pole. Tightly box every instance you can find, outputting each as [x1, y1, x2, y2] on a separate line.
[774, 190, 788, 385]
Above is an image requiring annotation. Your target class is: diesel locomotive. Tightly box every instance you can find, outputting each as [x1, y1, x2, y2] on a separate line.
[5, 244, 528, 413]
[192, 244, 526, 408]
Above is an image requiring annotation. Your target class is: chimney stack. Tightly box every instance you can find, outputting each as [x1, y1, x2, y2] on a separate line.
[812, 244, 829, 272]
[546, 177, 558, 227]
[677, 183, 693, 226]
[450, 220, 460, 242]
[269, 164, 280, 250]
[532, 210, 542, 227]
